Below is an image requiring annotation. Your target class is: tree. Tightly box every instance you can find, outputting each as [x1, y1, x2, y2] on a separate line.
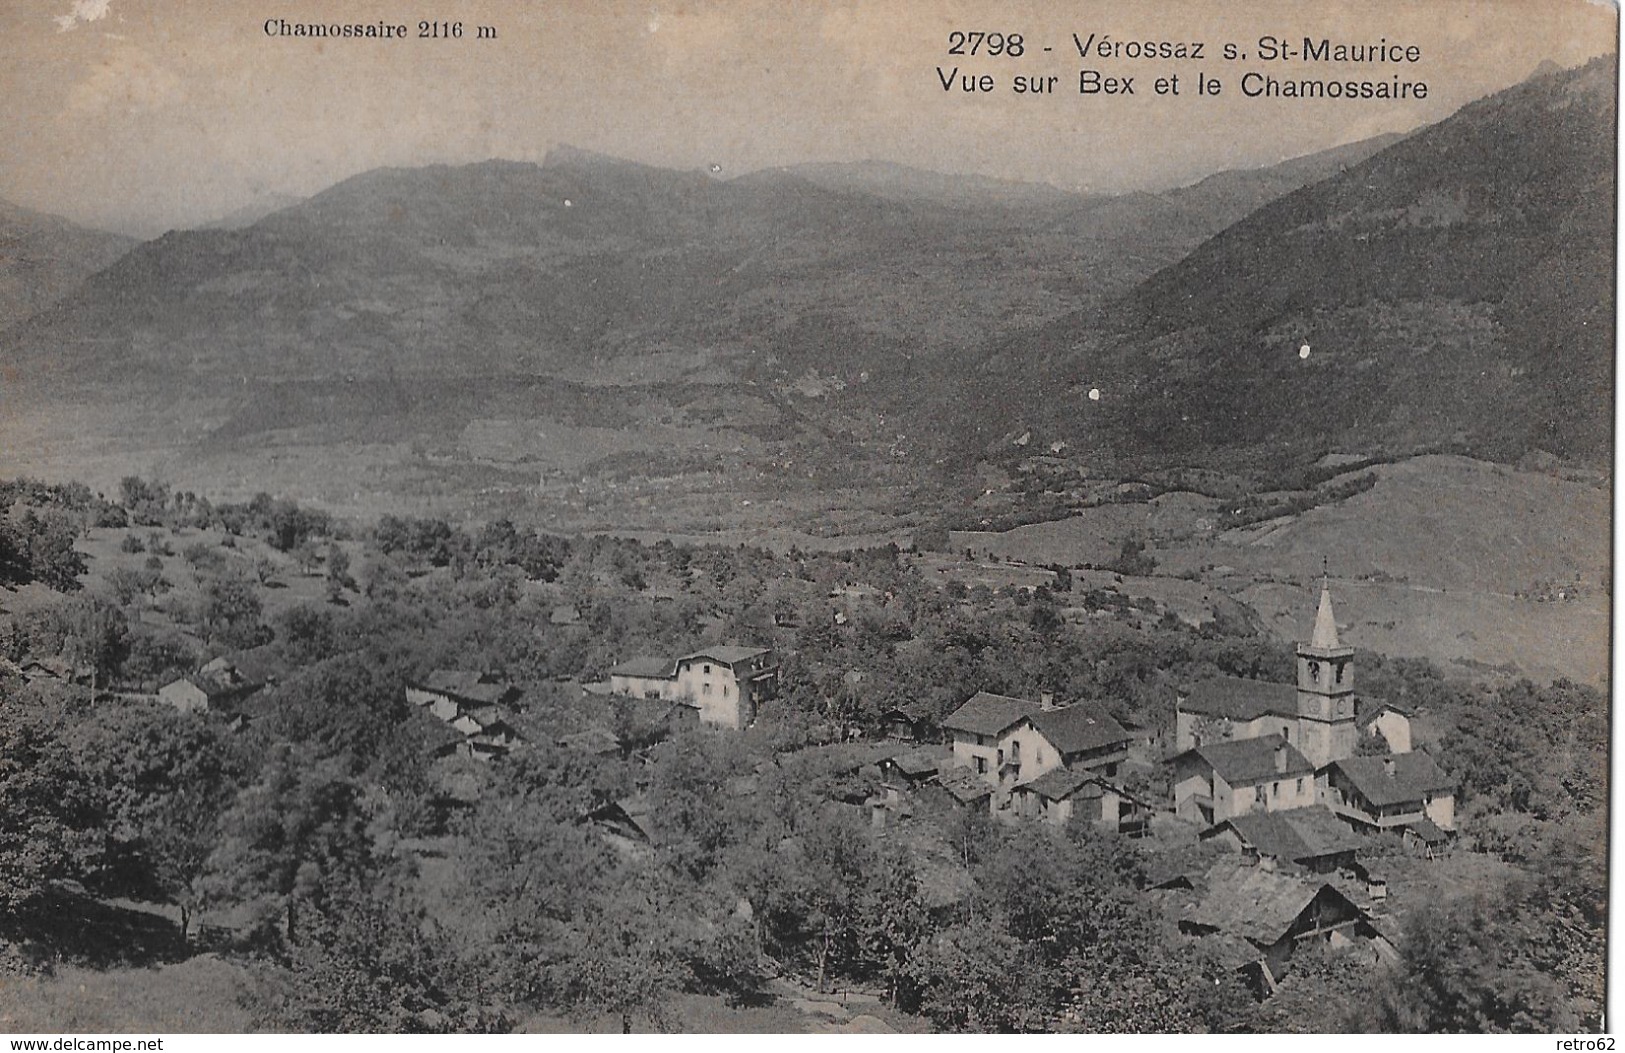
[59, 593, 130, 694]
[326, 544, 353, 601]
[0, 694, 108, 920]
[1369, 889, 1582, 1032]
[551, 878, 688, 1032]
[909, 923, 1053, 1031]
[68, 703, 244, 943]
[243, 869, 496, 1032]
[200, 744, 372, 945]
[198, 574, 267, 648]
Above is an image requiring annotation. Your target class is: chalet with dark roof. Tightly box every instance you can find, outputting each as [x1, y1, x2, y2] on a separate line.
[405, 670, 525, 762]
[880, 700, 941, 743]
[877, 746, 949, 789]
[407, 670, 521, 723]
[1010, 767, 1152, 835]
[1323, 752, 1456, 835]
[1200, 806, 1364, 874]
[1175, 859, 1394, 997]
[931, 766, 995, 811]
[1170, 734, 1316, 825]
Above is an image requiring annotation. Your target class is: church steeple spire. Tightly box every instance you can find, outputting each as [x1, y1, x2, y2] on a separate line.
[1311, 582, 1341, 650]
[1295, 568, 1357, 767]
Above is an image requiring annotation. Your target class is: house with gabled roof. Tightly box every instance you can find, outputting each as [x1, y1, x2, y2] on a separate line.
[941, 691, 1039, 780]
[1175, 858, 1394, 997]
[406, 670, 526, 761]
[159, 657, 267, 715]
[1010, 767, 1152, 835]
[931, 766, 995, 812]
[1358, 700, 1413, 754]
[1169, 734, 1317, 825]
[605, 645, 777, 730]
[1200, 806, 1364, 874]
[942, 690, 1132, 796]
[877, 745, 949, 790]
[1322, 752, 1456, 836]
[407, 670, 522, 723]
[879, 700, 940, 743]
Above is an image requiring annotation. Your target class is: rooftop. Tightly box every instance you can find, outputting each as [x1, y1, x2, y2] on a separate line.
[1207, 806, 1364, 863]
[942, 691, 1040, 737]
[1028, 704, 1131, 754]
[1309, 585, 1343, 650]
[608, 656, 675, 679]
[418, 669, 516, 706]
[1179, 675, 1299, 721]
[1016, 766, 1098, 802]
[680, 645, 773, 667]
[884, 746, 950, 777]
[1183, 860, 1347, 946]
[1328, 752, 1455, 808]
[1175, 734, 1315, 785]
[937, 766, 994, 804]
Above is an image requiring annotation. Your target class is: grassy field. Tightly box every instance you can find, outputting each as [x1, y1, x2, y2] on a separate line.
[0, 957, 257, 1033]
[939, 456, 1609, 685]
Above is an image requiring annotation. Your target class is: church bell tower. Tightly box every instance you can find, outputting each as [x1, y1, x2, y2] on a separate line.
[1295, 579, 1357, 768]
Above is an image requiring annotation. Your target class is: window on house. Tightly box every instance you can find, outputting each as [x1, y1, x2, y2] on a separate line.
[703, 664, 712, 674]
[702, 683, 712, 696]
[1037, 749, 1045, 765]
[975, 757, 987, 775]
[1297, 777, 1306, 794]
[1011, 741, 1021, 762]
[1272, 781, 1280, 798]
[723, 684, 731, 697]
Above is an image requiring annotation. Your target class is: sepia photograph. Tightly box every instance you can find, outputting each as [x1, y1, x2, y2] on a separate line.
[0, 0, 1614, 1036]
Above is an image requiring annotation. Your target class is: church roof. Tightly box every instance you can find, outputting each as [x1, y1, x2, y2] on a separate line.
[1179, 676, 1299, 721]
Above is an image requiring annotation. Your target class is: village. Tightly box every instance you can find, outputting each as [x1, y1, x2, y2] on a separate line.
[0, 477, 1598, 1032]
[136, 575, 1456, 1003]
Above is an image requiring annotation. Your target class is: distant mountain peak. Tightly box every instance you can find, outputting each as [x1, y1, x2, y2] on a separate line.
[541, 144, 649, 171]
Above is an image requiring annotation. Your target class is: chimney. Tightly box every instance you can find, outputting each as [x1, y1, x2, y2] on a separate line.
[1384, 756, 1397, 778]
[1274, 741, 1288, 773]
[1040, 690, 1056, 710]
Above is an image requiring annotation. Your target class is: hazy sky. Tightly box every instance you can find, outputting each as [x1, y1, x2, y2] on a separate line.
[0, 0, 1615, 235]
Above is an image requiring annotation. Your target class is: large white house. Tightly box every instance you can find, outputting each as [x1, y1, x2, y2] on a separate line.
[607, 645, 777, 730]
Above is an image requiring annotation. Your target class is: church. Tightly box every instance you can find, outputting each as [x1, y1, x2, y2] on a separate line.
[1174, 583, 1358, 770]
